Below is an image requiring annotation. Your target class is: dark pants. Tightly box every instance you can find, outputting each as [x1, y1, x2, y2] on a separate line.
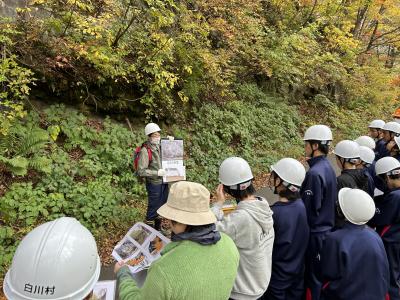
[304, 232, 327, 300]
[145, 182, 169, 221]
[385, 242, 400, 300]
[263, 277, 304, 300]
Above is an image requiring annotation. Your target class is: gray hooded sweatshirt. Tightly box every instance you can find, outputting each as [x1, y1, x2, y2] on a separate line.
[212, 197, 274, 300]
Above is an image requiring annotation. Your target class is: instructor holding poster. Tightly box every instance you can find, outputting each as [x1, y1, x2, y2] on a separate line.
[137, 123, 169, 231]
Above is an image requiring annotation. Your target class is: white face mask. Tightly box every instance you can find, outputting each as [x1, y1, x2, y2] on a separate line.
[150, 137, 161, 145]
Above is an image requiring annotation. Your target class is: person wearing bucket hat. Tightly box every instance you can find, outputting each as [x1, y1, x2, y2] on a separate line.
[262, 158, 309, 300]
[319, 188, 389, 300]
[137, 122, 169, 230]
[115, 181, 240, 300]
[212, 157, 274, 300]
[3, 217, 101, 300]
[301, 125, 337, 300]
[369, 157, 400, 300]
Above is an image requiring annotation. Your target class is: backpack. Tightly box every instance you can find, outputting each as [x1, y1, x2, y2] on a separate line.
[133, 143, 153, 173]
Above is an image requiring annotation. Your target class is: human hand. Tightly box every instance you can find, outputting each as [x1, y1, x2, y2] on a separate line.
[215, 184, 226, 205]
[387, 140, 396, 151]
[167, 135, 175, 141]
[157, 169, 167, 176]
[114, 261, 126, 274]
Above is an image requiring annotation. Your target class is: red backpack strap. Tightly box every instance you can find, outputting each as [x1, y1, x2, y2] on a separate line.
[142, 143, 153, 163]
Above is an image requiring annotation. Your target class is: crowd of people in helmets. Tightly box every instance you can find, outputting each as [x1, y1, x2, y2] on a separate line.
[4, 112, 400, 300]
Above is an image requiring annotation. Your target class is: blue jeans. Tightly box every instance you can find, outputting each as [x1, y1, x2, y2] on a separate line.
[145, 182, 169, 221]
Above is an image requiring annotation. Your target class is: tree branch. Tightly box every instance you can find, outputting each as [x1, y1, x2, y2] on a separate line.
[371, 26, 400, 42]
[301, 0, 317, 28]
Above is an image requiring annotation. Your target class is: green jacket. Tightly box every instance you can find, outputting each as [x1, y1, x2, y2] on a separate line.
[117, 233, 239, 300]
[137, 141, 162, 184]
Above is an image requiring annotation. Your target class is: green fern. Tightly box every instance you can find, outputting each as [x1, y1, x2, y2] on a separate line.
[0, 127, 51, 175]
[16, 129, 49, 157]
[0, 155, 29, 176]
[29, 156, 52, 173]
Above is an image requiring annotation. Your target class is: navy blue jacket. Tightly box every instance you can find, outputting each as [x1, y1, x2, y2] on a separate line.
[269, 199, 309, 288]
[320, 223, 389, 300]
[363, 168, 375, 197]
[370, 188, 400, 243]
[376, 138, 389, 160]
[301, 156, 337, 233]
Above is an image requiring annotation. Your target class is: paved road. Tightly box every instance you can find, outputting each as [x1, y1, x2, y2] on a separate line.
[256, 154, 340, 206]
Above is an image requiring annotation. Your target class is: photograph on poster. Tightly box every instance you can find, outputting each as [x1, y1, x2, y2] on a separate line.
[91, 280, 116, 300]
[161, 139, 184, 161]
[114, 240, 137, 260]
[129, 225, 152, 245]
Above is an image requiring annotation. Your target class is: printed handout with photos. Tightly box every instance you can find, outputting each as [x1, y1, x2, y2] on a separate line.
[112, 222, 170, 274]
[160, 138, 186, 183]
[91, 280, 116, 300]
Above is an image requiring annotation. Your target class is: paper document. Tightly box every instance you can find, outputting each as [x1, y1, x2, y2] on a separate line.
[112, 222, 170, 274]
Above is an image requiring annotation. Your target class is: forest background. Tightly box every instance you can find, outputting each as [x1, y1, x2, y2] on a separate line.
[1, 0, 400, 293]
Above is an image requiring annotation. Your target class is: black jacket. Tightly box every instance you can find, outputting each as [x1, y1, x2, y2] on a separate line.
[335, 169, 369, 228]
[337, 169, 369, 193]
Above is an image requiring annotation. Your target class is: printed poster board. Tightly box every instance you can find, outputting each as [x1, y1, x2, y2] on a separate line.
[160, 138, 186, 183]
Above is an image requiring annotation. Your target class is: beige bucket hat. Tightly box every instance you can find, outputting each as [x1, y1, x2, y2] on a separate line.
[157, 181, 217, 225]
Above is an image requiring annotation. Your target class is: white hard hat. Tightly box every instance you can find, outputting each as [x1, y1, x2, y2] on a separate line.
[144, 123, 161, 136]
[4, 217, 101, 300]
[303, 125, 333, 142]
[333, 140, 360, 159]
[383, 121, 400, 135]
[394, 136, 400, 149]
[375, 156, 400, 175]
[359, 146, 375, 165]
[219, 157, 253, 186]
[270, 158, 306, 188]
[368, 120, 385, 129]
[355, 136, 375, 150]
[338, 188, 375, 225]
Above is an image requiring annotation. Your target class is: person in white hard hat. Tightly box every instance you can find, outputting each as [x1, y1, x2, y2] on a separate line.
[334, 140, 368, 192]
[368, 119, 386, 159]
[386, 136, 400, 162]
[356, 146, 376, 197]
[212, 157, 274, 300]
[380, 121, 400, 160]
[3, 217, 101, 300]
[300, 124, 337, 300]
[137, 122, 168, 230]
[354, 135, 375, 150]
[114, 181, 240, 300]
[333, 140, 369, 227]
[369, 157, 400, 300]
[262, 158, 309, 300]
[319, 188, 389, 300]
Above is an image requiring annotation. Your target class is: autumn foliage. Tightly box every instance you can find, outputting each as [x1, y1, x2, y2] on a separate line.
[0, 0, 398, 122]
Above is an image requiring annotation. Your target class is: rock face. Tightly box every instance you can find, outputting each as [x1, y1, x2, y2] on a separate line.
[0, 0, 26, 17]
